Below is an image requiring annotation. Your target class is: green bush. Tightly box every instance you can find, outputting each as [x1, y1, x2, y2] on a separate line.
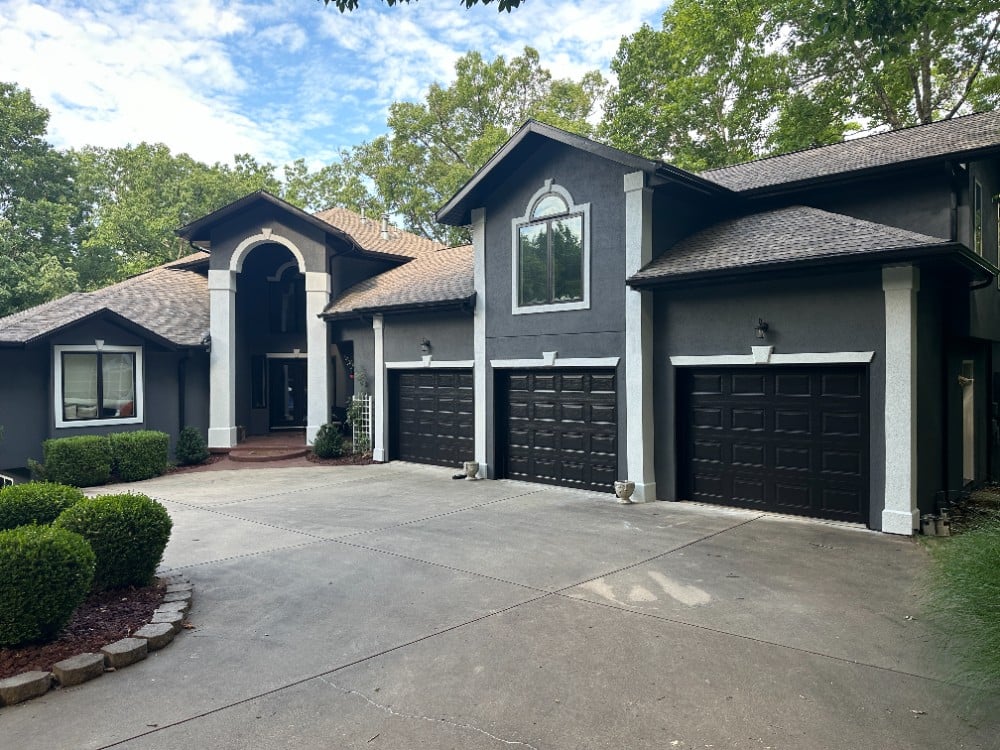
[55, 493, 172, 590]
[109, 430, 169, 481]
[926, 520, 1000, 689]
[312, 423, 345, 459]
[43, 435, 112, 487]
[175, 426, 209, 466]
[0, 482, 86, 531]
[0, 525, 95, 647]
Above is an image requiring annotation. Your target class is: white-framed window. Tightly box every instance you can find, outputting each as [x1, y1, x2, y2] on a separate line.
[511, 179, 591, 315]
[54, 345, 143, 428]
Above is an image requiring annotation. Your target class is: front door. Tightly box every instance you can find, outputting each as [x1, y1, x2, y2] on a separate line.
[269, 358, 307, 429]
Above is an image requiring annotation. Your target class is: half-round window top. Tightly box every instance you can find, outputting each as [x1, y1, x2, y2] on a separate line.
[531, 194, 569, 219]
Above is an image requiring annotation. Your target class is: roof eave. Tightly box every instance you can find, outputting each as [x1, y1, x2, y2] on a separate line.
[322, 293, 476, 321]
[19, 308, 187, 350]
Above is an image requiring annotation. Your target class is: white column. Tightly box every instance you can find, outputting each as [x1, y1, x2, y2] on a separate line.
[624, 171, 657, 502]
[472, 207, 488, 478]
[882, 265, 920, 534]
[372, 313, 388, 462]
[207, 269, 238, 449]
[305, 271, 331, 444]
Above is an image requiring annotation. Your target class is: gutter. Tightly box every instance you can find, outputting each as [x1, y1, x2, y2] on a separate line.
[322, 293, 476, 321]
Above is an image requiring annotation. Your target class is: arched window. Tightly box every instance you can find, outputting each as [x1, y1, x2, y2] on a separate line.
[512, 180, 590, 313]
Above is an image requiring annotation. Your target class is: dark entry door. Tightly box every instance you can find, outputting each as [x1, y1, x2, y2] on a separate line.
[678, 366, 869, 523]
[498, 369, 618, 493]
[269, 358, 307, 429]
[390, 369, 474, 466]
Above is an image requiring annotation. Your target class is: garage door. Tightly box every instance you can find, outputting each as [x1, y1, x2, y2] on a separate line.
[390, 369, 474, 466]
[679, 366, 868, 523]
[499, 369, 618, 492]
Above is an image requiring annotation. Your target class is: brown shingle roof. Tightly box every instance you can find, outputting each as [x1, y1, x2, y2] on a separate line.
[313, 207, 446, 258]
[629, 206, 954, 284]
[0, 253, 210, 347]
[324, 245, 474, 317]
[700, 110, 1000, 193]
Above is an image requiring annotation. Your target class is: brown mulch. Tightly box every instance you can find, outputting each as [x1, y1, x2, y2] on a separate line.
[0, 579, 166, 679]
[306, 451, 373, 466]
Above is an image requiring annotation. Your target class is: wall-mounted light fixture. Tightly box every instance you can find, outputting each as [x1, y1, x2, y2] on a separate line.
[754, 318, 769, 339]
[200, 333, 212, 352]
[420, 338, 432, 355]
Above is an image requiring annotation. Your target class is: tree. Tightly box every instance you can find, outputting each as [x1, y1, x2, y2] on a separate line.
[0, 83, 80, 317]
[281, 158, 371, 214]
[324, 0, 523, 12]
[353, 47, 605, 243]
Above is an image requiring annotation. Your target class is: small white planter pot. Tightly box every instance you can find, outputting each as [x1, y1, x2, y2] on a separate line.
[463, 461, 480, 480]
[614, 480, 636, 504]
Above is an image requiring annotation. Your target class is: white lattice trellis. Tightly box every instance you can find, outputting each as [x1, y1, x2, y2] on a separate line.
[350, 394, 372, 453]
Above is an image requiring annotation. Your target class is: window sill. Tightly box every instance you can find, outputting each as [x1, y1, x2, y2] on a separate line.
[55, 416, 143, 430]
[512, 299, 590, 315]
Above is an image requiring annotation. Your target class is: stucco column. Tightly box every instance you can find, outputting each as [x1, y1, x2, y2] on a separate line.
[372, 314, 388, 462]
[305, 271, 331, 444]
[472, 207, 488, 478]
[882, 265, 920, 534]
[624, 171, 657, 502]
[207, 269, 237, 449]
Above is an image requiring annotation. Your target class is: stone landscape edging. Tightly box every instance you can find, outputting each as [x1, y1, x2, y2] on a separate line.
[0, 577, 194, 708]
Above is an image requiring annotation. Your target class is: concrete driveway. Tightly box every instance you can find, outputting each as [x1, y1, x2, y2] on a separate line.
[1, 463, 995, 749]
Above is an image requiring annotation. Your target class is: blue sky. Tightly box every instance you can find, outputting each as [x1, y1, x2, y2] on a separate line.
[0, 0, 667, 168]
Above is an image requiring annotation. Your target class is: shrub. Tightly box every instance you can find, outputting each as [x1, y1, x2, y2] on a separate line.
[42, 435, 112, 487]
[109, 430, 169, 482]
[0, 525, 95, 647]
[312, 422, 345, 459]
[0, 482, 86, 531]
[55, 493, 172, 590]
[175, 426, 209, 466]
[925, 520, 1000, 689]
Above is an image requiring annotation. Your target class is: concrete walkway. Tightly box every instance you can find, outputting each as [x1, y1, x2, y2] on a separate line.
[1, 463, 995, 749]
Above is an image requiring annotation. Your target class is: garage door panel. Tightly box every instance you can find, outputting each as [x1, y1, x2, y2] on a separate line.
[391, 369, 474, 467]
[680, 366, 868, 524]
[590, 432, 617, 455]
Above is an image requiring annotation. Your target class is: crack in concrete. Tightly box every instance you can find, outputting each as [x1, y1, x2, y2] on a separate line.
[317, 676, 540, 749]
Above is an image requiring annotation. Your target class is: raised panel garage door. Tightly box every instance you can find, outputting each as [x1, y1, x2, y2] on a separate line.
[499, 369, 618, 492]
[390, 369, 474, 466]
[679, 366, 869, 524]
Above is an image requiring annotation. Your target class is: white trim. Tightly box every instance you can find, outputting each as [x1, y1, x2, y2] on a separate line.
[54, 345, 144, 429]
[305, 271, 331, 444]
[265, 351, 308, 359]
[385, 359, 474, 370]
[230, 232, 306, 273]
[670, 350, 876, 366]
[372, 314, 387, 462]
[472, 208, 488, 478]
[265, 260, 300, 282]
[882, 264, 919, 535]
[490, 355, 620, 369]
[208, 270, 237, 448]
[511, 179, 591, 315]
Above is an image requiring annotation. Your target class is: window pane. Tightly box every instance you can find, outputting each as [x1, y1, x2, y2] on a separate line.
[552, 216, 583, 302]
[102, 353, 136, 417]
[519, 224, 548, 306]
[532, 194, 568, 219]
[63, 353, 98, 421]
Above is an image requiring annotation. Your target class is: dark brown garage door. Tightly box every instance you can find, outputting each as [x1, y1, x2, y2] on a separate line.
[499, 369, 618, 492]
[390, 369, 474, 466]
[679, 366, 869, 523]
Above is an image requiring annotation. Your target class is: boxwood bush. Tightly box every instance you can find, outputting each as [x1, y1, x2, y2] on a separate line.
[0, 525, 96, 647]
[0, 482, 86, 531]
[175, 426, 210, 466]
[109, 430, 169, 481]
[55, 493, 172, 590]
[42, 435, 112, 487]
[312, 422, 345, 459]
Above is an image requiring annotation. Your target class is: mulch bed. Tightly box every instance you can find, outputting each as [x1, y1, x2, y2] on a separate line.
[306, 451, 373, 466]
[0, 580, 166, 679]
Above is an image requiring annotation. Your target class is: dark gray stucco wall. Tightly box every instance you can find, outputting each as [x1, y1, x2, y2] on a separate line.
[0, 347, 48, 470]
[208, 206, 329, 275]
[652, 270, 888, 529]
[383, 311, 473, 363]
[967, 158, 1000, 341]
[916, 274, 946, 512]
[331, 319, 375, 399]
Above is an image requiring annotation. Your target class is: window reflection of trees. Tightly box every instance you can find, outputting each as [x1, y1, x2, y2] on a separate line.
[517, 194, 583, 307]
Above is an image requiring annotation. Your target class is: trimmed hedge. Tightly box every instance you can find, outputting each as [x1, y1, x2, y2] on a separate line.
[0, 482, 86, 531]
[55, 493, 172, 590]
[42, 435, 112, 487]
[175, 426, 210, 466]
[0, 525, 95, 647]
[109, 430, 169, 482]
[312, 423, 345, 459]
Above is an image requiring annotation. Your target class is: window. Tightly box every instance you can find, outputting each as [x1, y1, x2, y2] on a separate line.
[511, 180, 590, 314]
[268, 265, 306, 333]
[54, 345, 143, 427]
[974, 180, 983, 256]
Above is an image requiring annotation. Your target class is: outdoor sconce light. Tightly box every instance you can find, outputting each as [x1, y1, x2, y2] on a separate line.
[420, 338, 432, 355]
[754, 318, 769, 339]
[200, 333, 212, 352]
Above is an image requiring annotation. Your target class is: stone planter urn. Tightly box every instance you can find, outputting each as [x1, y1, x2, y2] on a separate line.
[614, 480, 636, 504]
[463, 461, 480, 480]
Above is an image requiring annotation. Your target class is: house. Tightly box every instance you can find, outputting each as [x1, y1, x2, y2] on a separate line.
[2, 111, 1000, 535]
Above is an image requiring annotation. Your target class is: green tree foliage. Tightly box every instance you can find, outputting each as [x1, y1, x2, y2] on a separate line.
[352, 47, 605, 244]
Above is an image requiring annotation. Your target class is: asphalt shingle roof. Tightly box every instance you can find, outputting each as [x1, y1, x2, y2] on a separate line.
[700, 110, 1000, 193]
[313, 207, 446, 259]
[325, 245, 474, 317]
[629, 206, 953, 284]
[0, 253, 210, 347]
